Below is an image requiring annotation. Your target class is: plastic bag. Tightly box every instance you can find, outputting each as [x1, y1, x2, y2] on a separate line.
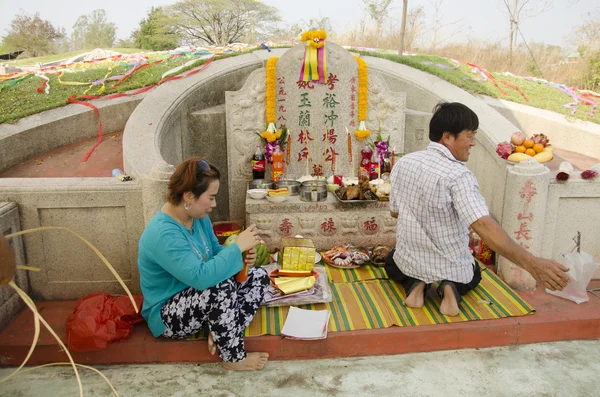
[66, 292, 144, 352]
[546, 251, 599, 304]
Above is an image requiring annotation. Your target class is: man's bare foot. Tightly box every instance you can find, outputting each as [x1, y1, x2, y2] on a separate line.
[439, 284, 460, 316]
[403, 281, 426, 308]
[221, 352, 269, 371]
[207, 333, 217, 356]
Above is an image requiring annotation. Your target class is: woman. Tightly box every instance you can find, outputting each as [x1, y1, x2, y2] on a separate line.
[138, 157, 270, 371]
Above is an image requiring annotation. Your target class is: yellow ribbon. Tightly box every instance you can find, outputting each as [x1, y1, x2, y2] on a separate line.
[303, 46, 312, 81]
[310, 45, 319, 81]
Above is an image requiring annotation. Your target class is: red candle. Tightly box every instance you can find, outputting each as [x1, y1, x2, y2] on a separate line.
[286, 135, 291, 165]
[391, 151, 395, 168]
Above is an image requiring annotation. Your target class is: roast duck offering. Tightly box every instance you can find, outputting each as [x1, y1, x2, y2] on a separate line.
[323, 245, 370, 268]
[335, 180, 377, 201]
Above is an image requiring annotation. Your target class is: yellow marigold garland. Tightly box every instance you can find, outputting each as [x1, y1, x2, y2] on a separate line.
[301, 30, 327, 49]
[265, 56, 279, 126]
[262, 57, 283, 145]
[354, 56, 370, 141]
[260, 129, 281, 143]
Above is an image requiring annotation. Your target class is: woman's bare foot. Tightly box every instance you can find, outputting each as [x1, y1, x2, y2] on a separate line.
[439, 284, 460, 316]
[403, 282, 426, 308]
[221, 352, 269, 371]
[207, 333, 217, 356]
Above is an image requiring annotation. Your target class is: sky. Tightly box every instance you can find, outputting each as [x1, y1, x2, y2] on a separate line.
[0, 0, 598, 50]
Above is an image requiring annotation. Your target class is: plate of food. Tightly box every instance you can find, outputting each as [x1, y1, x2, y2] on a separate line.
[333, 181, 378, 202]
[370, 245, 392, 267]
[322, 245, 370, 269]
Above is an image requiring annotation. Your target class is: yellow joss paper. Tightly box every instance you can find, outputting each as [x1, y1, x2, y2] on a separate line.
[272, 276, 316, 295]
[279, 237, 316, 272]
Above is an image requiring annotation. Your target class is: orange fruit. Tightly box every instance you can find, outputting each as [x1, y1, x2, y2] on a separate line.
[533, 143, 544, 153]
[523, 139, 534, 148]
[525, 148, 536, 156]
[515, 145, 526, 153]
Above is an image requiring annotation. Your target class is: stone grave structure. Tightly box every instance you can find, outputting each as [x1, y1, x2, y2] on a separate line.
[226, 42, 406, 249]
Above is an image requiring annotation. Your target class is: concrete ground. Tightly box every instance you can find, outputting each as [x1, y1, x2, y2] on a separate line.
[0, 340, 598, 397]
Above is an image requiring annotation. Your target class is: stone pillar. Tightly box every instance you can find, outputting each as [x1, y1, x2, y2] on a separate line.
[498, 159, 550, 290]
[141, 162, 175, 225]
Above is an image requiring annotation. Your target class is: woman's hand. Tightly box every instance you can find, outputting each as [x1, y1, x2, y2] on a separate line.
[235, 224, 261, 252]
[245, 247, 257, 267]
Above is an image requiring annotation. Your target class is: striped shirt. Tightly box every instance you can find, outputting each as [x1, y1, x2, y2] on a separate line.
[389, 142, 489, 284]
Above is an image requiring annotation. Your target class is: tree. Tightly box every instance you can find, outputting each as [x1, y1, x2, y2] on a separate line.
[364, 0, 394, 42]
[569, 11, 600, 56]
[169, 0, 281, 46]
[274, 17, 332, 42]
[398, 0, 409, 54]
[429, 0, 462, 51]
[2, 11, 64, 57]
[54, 27, 71, 53]
[570, 12, 600, 90]
[502, 0, 553, 66]
[72, 9, 117, 50]
[132, 7, 181, 51]
[405, 6, 426, 51]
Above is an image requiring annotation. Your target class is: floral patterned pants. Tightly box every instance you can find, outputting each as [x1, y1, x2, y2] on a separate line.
[160, 267, 269, 362]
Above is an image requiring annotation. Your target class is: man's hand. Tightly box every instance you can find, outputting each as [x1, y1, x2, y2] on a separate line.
[471, 216, 571, 290]
[245, 247, 257, 267]
[527, 258, 570, 291]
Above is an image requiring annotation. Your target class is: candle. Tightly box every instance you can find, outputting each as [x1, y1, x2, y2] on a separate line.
[306, 154, 310, 176]
[286, 133, 291, 165]
[378, 157, 381, 181]
[332, 150, 335, 173]
[391, 147, 396, 169]
[345, 126, 352, 164]
[322, 129, 326, 170]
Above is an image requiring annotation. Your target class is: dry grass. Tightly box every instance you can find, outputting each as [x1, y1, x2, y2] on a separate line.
[333, 28, 592, 91]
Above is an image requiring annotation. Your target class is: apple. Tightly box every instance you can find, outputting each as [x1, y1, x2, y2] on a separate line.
[511, 131, 526, 146]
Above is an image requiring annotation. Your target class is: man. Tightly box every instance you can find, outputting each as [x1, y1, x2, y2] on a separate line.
[387, 102, 569, 316]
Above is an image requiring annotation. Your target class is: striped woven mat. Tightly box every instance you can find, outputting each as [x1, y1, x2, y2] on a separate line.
[242, 263, 534, 337]
[325, 263, 388, 283]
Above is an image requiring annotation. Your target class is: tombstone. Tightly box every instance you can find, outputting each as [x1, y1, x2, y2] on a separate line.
[225, 40, 406, 249]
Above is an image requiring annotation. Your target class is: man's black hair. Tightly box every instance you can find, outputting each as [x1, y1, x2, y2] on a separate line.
[429, 102, 479, 142]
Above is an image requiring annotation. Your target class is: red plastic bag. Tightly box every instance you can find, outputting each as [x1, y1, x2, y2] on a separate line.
[66, 292, 144, 352]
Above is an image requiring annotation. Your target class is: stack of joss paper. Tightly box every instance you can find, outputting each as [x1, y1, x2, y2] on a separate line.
[271, 237, 317, 295]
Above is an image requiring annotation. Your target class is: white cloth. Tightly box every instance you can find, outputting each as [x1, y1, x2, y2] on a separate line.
[389, 142, 489, 284]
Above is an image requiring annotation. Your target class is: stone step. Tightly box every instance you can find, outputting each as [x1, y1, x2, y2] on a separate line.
[1, 281, 598, 366]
